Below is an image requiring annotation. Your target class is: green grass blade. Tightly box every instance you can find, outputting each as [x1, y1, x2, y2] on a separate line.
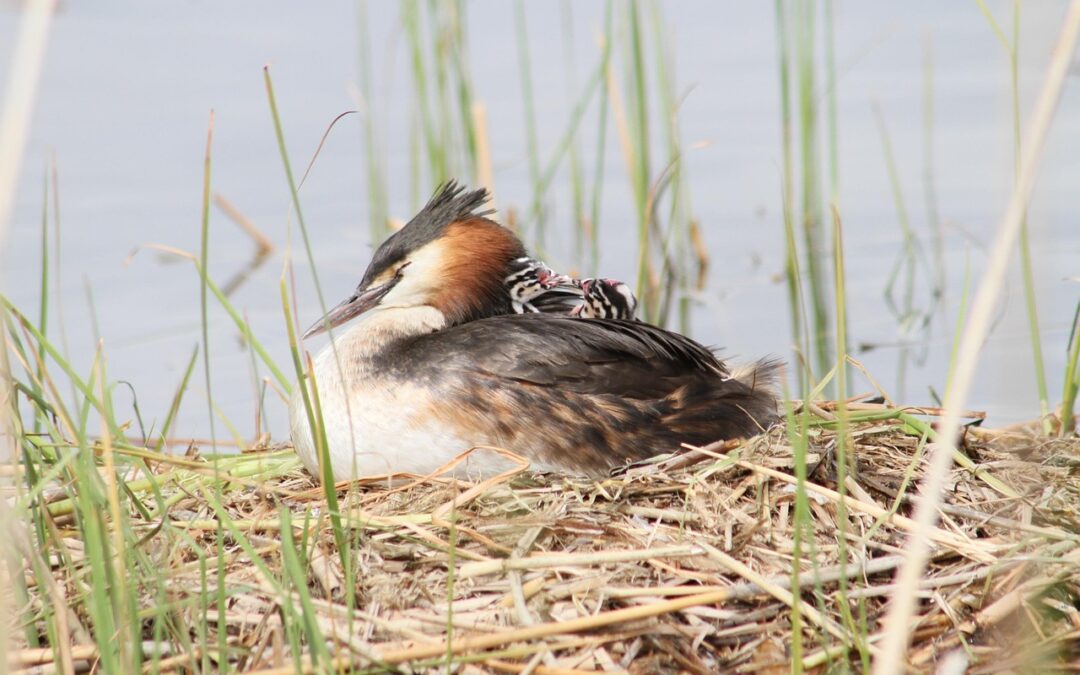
[280, 278, 351, 587]
[264, 67, 333, 333]
[976, 0, 1050, 431]
[158, 344, 199, 446]
[794, 0, 831, 385]
[34, 164, 48, 433]
[2, 298, 121, 439]
[626, 1, 653, 320]
[198, 111, 218, 455]
[1060, 300, 1080, 434]
[278, 507, 330, 668]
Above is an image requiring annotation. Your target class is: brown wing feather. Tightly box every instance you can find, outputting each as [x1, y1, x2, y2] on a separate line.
[386, 314, 780, 475]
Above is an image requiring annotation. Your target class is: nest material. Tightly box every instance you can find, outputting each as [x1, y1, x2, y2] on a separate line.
[9, 411, 1080, 673]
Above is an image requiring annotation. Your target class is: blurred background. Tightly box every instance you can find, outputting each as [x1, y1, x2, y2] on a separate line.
[2, 1, 1078, 444]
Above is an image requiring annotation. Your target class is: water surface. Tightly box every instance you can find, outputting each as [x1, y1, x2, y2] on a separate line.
[2, 1, 1078, 443]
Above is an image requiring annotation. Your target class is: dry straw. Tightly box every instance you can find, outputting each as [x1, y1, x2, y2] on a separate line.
[9, 411, 1079, 671]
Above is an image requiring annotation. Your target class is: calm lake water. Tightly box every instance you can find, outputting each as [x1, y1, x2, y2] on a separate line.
[2, 2, 1079, 444]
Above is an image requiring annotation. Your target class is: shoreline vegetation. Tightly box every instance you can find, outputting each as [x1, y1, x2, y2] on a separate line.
[3, 1, 1080, 672]
[3, 397, 1079, 672]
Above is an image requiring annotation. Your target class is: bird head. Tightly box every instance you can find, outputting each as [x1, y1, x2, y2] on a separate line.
[575, 278, 639, 320]
[303, 182, 526, 339]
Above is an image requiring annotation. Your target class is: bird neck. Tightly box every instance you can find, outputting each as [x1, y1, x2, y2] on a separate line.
[332, 305, 447, 359]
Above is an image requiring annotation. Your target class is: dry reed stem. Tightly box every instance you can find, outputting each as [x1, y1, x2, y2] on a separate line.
[213, 193, 274, 254]
[485, 660, 617, 675]
[699, 542, 851, 646]
[459, 545, 705, 579]
[9, 644, 99, 668]
[0, 0, 55, 235]
[473, 102, 495, 208]
[875, 2, 1080, 670]
[374, 589, 734, 664]
[605, 65, 632, 185]
[0, 2, 57, 669]
[736, 460, 994, 562]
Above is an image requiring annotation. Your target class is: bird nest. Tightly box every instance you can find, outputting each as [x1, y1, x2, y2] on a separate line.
[10, 405, 1080, 673]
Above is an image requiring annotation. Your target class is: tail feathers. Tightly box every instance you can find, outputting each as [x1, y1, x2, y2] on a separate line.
[650, 357, 780, 445]
[728, 357, 783, 434]
[730, 357, 783, 391]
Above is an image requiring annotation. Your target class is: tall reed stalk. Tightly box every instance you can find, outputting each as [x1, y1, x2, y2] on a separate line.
[624, 2, 653, 319]
[775, 0, 834, 391]
[976, 0, 1052, 433]
[356, 0, 390, 242]
[401, 1, 479, 206]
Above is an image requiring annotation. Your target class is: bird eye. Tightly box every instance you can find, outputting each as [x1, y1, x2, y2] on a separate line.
[395, 262, 411, 277]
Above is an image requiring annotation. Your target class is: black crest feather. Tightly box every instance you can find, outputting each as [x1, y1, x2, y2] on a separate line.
[359, 181, 495, 289]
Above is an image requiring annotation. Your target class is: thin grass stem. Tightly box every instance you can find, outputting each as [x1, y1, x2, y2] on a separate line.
[198, 111, 217, 457]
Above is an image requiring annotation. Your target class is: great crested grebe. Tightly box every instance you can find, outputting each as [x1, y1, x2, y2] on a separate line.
[572, 278, 638, 319]
[503, 257, 581, 314]
[290, 182, 778, 480]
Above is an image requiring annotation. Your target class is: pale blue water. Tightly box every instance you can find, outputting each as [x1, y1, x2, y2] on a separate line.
[2, 2, 1078, 444]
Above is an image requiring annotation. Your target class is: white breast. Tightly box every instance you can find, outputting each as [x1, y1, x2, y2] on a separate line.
[289, 307, 519, 481]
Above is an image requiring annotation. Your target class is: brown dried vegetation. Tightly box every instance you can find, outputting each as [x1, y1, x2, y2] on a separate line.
[6, 405, 1080, 673]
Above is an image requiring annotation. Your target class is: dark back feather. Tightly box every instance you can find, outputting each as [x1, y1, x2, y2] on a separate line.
[383, 314, 780, 475]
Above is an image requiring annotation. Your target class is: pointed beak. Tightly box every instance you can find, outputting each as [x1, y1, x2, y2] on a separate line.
[548, 272, 574, 288]
[301, 280, 396, 340]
